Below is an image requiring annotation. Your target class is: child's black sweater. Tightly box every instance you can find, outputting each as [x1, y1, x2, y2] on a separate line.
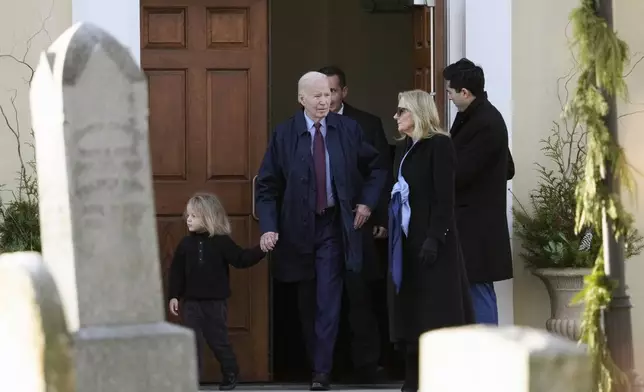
[168, 231, 265, 301]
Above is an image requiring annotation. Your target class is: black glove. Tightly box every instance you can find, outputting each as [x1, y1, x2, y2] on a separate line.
[418, 237, 438, 265]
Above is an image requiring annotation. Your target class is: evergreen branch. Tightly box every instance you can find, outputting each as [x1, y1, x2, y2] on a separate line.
[617, 109, 644, 120]
[623, 52, 644, 78]
[509, 189, 530, 216]
[566, 0, 642, 390]
[557, 65, 579, 113]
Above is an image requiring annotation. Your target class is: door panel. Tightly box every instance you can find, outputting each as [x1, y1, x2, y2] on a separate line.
[412, 1, 447, 125]
[141, 0, 269, 382]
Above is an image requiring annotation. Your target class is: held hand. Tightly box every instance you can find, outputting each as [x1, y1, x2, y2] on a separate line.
[169, 298, 179, 316]
[260, 232, 279, 252]
[373, 226, 388, 239]
[418, 237, 438, 266]
[353, 204, 371, 229]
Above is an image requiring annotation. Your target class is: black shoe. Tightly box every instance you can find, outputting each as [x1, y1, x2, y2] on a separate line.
[219, 372, 238, 391]
[310, 373, 331, 391]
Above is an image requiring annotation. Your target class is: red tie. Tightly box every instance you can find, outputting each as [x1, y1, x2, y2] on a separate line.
[313, 122, 328, 213]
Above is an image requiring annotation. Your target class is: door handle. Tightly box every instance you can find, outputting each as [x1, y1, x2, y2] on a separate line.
[251, 175, 258, 221]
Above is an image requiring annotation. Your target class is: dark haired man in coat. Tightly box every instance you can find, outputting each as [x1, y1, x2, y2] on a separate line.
[256, 71, 386, 390]
[318, 65, 392, 383]
[442, 58, 515, 325]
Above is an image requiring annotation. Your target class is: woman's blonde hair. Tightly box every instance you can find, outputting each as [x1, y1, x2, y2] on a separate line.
[186, 193, 231, 237]
[397, 89, 449, 140]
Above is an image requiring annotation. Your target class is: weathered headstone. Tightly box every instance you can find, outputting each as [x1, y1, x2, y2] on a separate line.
[0, 252, 74, 392]
[29, 22, 197, 391]
[419, 326, 591, 392]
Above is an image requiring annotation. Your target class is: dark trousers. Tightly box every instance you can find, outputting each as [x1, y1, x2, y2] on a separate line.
[403, 343, 419, 389]
[182, 299, 239, 377]
[344, 271, 381, 369]
[470, 283, 499, 325]
[298, 208, 344, 374]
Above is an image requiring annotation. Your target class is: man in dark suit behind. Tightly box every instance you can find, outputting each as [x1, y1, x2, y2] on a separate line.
[442, 58, 515, 325]
[318, 66, 392, 382]
[256, 71, 387, 390]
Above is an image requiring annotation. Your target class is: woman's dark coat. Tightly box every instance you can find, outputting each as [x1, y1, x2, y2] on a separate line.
[388, 134, 474, 344]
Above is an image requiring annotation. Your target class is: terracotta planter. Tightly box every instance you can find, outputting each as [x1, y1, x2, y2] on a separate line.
[531, 268, 591, 341]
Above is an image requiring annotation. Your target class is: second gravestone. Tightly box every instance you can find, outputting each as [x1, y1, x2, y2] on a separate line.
[30, 23, 197, 391]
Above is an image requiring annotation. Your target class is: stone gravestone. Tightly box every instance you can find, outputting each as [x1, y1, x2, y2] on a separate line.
[419, 325, 591, 392]
[29, 23, 197, 391]
[0, 252, 74, 392]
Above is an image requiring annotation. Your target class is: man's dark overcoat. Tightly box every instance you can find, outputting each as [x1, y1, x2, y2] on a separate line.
[449, 93, 514, 284]
[342, 102, 392, 279]
[256, 110, 387, 282]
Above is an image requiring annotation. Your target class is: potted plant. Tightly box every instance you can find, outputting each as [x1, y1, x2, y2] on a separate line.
[513, 122, 644, 341]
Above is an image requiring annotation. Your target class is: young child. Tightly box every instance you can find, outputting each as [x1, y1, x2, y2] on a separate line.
[168, 192, 266, 390]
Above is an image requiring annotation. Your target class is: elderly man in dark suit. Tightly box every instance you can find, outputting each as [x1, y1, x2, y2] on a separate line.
[442, 58, 515, 325]
[318, 66, 392, 382]
[256, 71, 386, 390]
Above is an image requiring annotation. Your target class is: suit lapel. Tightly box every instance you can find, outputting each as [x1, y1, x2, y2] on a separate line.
[325, 114, 343, 182]
[450, 112, 466, 138]
[451, 96, 487, 139]
[394, 137, 418, 178]
[294, 111, 315, 177]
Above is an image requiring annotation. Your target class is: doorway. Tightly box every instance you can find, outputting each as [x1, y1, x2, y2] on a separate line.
[268, 0, 414, 383]
[140, 0, 445, 383]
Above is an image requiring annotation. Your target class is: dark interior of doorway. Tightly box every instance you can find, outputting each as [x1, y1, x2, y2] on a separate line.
[271, 241, 404, 383]
[267, 0, 414, 382]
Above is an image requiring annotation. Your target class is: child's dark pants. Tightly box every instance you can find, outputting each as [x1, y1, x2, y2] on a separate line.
[182, 299, 239, 377]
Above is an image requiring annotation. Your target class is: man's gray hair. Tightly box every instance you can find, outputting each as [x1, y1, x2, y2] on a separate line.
[298, 71, 327, 96]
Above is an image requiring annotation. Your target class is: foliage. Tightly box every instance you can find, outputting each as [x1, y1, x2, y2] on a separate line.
[0, 88, 40, 254]
[0, 13, 50, 254]
[0, 160, 40, 253]
[567, 0, 634, 390]
[513, 122, 644, 269]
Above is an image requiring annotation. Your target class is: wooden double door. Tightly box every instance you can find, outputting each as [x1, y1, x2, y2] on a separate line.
[140, 0, 268, 383]
[140, 0, 445, 383]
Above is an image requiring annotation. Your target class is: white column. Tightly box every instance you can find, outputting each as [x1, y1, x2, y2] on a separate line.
[72, 0, 140, 65]
[447, 0, 515, 325]
[446, 0, 466, 125]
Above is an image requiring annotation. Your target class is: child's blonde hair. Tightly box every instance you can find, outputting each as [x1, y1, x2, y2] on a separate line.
[186, 193, 231, 237]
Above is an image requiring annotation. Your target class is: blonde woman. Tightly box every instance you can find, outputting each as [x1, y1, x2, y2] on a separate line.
[168, 193, 266, 390]
[388, 90, 474, 391]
